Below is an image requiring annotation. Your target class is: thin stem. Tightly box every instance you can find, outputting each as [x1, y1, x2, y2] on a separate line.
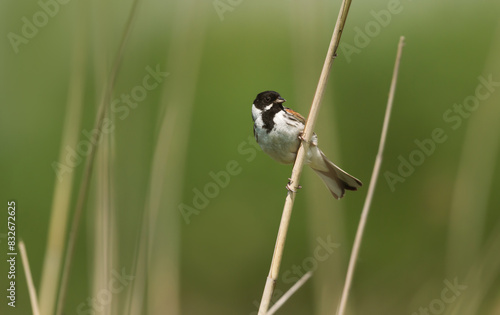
[258, 1, 353, 313]
[337, 36, 405, 315]
[267, 271, 313, 315]
[39, 4, 86, 315]
[55, 1, 142, 314]
[19, 241, 41, 315]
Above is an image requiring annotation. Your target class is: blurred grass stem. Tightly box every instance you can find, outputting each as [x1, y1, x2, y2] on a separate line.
[445, 21, 500, 315]
[55, 1, 142, 314]
[337, 36, 405, 315]
[124, 2, 206, 314]
[258, 0, 353, 313]
[90, 2, 118, 315]
[445, 21, 500, 278]
[38, 5, 86, 315]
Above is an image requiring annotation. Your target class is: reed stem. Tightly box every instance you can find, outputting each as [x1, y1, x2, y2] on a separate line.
[258, 1, 353, 313]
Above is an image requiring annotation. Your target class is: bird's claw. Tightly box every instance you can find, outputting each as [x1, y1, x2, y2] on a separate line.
[299, 133, 318, 146]
[286, 179, 302, 193]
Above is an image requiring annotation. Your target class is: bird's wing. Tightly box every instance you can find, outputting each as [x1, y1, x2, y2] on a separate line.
[284, 107, 306, 124]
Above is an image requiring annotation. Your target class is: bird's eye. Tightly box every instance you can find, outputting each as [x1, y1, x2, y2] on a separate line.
[265, 96, 271, 102]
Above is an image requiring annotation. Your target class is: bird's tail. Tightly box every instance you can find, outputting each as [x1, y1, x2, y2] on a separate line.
[309, 147, 362, 199]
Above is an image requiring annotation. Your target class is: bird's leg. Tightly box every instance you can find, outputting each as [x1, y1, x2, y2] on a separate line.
[298, 132, 318, 146]
[298, 133, 306, 142]
[287, 178, 302, 192]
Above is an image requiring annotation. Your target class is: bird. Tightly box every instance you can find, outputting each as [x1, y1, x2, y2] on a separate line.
[252, 90, 362, 199]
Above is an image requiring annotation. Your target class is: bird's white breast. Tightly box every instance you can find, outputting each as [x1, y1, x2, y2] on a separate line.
[252, 105, 301, 164]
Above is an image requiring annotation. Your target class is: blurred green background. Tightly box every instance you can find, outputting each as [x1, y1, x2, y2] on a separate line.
[1, 0, 500, 314]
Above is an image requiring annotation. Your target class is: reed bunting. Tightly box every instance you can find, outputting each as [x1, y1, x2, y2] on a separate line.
[252, 90, 362, 199]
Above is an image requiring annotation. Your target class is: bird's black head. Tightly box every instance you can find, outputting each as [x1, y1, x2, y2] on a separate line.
[253, 91, 286, 110]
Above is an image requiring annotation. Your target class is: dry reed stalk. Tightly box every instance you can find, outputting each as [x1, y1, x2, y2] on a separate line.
[337, 36, 405, 315]
[20, 241, 41, 315]
[290, 2, 349, 314]
[258, 1, 354, 313]
[267, 271, 313, 315]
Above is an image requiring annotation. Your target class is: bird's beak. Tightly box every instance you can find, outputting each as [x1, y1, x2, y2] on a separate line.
[276, 97, 286, 103]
